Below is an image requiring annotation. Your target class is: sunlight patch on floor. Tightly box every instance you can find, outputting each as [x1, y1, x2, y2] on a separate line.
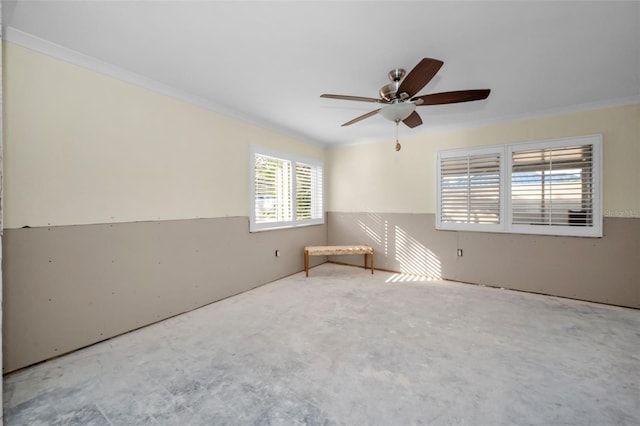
[385, 272, 439, 283]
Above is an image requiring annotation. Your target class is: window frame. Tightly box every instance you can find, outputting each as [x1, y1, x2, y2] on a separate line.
[249, 145, 324, 233]
[436, 135, 602, 237]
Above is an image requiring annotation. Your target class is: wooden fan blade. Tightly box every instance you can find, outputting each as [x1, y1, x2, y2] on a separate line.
[321, 94, 382, 103]
[412, 89, 491, 105]
[341, 109, 381, 126]
[402, 111, 423, 128]
[396, 58, 444, 99]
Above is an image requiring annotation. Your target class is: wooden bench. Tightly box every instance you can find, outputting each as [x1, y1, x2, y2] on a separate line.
[304, 245, 374, 277]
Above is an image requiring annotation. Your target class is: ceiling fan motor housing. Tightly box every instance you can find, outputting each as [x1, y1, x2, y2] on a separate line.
[379, 82, 400, 101]
[379, 68, 407, 102]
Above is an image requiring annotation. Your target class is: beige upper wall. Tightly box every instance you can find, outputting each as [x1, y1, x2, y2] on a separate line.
[328, 103, 640, 217]
[3, 42, 324, 228]
[6, 41, 638, 226]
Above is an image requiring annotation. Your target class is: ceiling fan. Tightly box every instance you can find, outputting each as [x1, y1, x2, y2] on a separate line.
[320, 58, 490, 148]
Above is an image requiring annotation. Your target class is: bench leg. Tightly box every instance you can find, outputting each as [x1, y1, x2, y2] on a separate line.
[363, 253, 374, 274]
[304, 251, 309, 277]
[371, 250, 374, 274]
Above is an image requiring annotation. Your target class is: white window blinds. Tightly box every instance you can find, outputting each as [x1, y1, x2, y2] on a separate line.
[296, 163, 323, 221]
[250, 146, 324, 232]
[254, 154, 292, 225]
[511, 145, 593, 227]
[440, 153, 501, 225]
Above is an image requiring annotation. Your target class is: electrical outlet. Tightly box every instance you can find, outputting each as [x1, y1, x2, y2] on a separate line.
[457, 249, 463, 257]
[275, 250, 280, 257]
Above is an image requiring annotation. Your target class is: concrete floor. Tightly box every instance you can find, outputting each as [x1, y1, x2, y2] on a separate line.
[3, 263, 639, 425]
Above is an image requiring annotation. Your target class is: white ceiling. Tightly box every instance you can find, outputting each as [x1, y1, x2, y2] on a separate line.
[3, 1, 639, 146]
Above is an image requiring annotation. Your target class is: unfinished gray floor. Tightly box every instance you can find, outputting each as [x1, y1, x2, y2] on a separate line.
[4, 263, 639, 425]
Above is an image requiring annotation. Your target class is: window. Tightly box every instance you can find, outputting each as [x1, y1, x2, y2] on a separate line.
[437, 135, 602, 237]
[250, 146, 323, 232]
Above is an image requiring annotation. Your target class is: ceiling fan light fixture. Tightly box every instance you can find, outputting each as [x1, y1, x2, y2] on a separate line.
[379, 102, 416, 122]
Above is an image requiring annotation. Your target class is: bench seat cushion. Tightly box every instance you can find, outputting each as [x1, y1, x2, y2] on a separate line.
[305, 245, 373, 256]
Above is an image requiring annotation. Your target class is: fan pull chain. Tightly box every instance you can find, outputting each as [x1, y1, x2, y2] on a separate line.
[395, 120, 401, 151]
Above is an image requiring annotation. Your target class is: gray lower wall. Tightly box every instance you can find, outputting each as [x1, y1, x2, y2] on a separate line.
[2, 217, 327, 372]
[4, 212, 638, 372]
[328, 212, 639, 309]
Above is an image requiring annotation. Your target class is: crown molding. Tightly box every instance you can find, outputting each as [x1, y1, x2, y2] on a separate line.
[4, 27, 231, 113]
[446, 95, 640, 136]
[3, 26, 328, 148]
